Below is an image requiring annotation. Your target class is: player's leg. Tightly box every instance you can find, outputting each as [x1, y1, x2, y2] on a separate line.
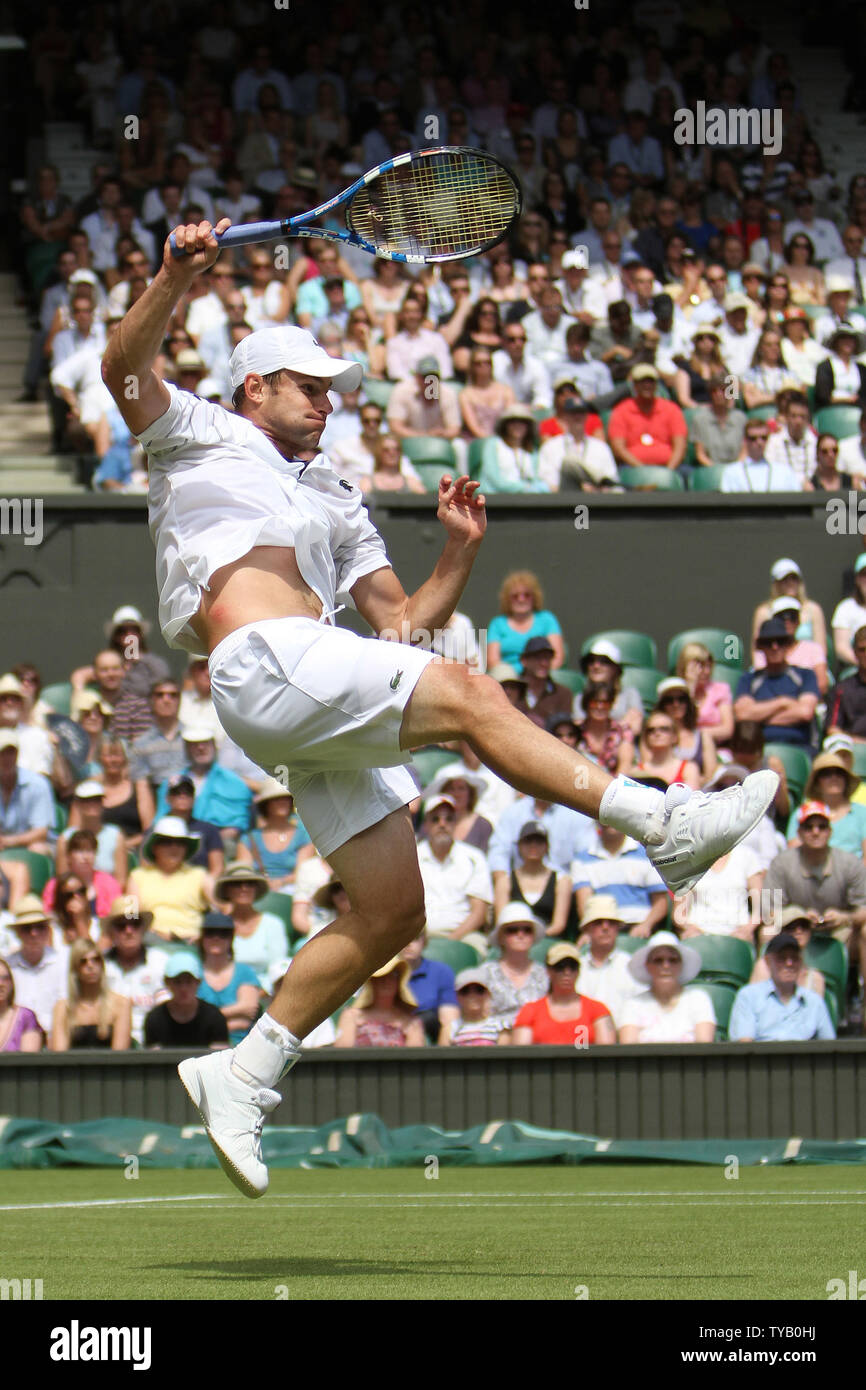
[399, 660, 779, 897]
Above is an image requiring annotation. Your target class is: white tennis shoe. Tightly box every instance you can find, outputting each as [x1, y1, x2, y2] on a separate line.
[178, 1051, 282, 1198]
[644, 770, 778, 896]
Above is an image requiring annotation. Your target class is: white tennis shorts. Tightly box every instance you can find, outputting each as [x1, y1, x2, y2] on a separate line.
[208, 617, 436, 857]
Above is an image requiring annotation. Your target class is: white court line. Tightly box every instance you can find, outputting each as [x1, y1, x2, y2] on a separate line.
[0, 1193, 232, 1213]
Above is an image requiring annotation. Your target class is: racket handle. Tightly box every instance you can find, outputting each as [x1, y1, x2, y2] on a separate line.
[169, 220, 288, 258]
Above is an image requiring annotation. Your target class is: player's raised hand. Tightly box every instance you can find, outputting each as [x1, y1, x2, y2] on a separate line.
[436, 474, 487, 545]
[163, 218, 232, 278]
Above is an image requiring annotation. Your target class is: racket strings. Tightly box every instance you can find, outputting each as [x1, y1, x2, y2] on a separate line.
[347, 150, 518, 260]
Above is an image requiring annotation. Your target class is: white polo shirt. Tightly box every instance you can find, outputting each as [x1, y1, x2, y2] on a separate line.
[7, 947, 67, 1034]
[104, 947, 169, 1046]
[577, 946, 643, 1027]
[136, 384, 391, 654]
[416, 838, 493, 936]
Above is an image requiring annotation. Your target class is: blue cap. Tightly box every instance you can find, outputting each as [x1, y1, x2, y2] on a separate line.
[164, 951, 202, 980]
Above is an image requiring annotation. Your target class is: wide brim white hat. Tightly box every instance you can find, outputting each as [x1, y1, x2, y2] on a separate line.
[105, 604, 151, 638]
[229, 325, 363, 393]
[423, 762, 487, 800]
[492, 902, 546, 945]
[627, 930, 701, 985]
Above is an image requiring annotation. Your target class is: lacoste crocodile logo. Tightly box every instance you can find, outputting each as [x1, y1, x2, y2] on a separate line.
[390, 670, 404, 690]
[339, 479, 353, 491]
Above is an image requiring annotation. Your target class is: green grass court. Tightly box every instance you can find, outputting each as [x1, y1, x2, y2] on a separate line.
[2, 1164, 864, 1301]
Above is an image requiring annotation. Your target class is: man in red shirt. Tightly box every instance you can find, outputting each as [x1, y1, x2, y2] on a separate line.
[607, 364, 688, 472]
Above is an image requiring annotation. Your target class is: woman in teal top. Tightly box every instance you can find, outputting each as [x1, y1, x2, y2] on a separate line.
[234, 778, 313, 892]
[196, 913, 262, 1046]
[477, 405, 546, 494]
[786, 755, 866, 856]
[486, 568, 565, 670]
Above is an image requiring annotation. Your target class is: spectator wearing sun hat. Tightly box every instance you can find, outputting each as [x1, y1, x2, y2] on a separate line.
[127, 815, 210, 946]
[618, 931, 717, 1043]
[728, 932, 835, 1042]
[511, 941, 616, 1045]
[213, 861, 289, 989]
[418, 765, 493, 854]
[572, 640, 644, 737]
[335, 956, 426, 1048]
[576, 894, 645, 1026]
[234, 776, 313, 891]
[160, 773, 225, 876]
[814, 322, 866, 410]
[785, 754, 866, 857]
[477, 903, 551, 1027]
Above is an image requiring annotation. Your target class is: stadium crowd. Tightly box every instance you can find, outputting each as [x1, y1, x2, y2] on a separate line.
[14, 3, 866, 492]
[0, 558, 864, 1053]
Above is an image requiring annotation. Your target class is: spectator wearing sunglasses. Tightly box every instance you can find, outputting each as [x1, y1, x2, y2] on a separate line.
[491, 322, 551, 409]
[512, 941, 615, 1045]
[443, 969, 511, 1046]
[102, 895, 168, 1046]
[477, 904, 550, 1028]
[618, 931, 716, 1043]
[734, 618, 819, 749]
[719, 420, 801, 492]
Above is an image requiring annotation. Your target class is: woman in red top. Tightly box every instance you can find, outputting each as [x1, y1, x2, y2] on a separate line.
[511, 943, 616, 1045]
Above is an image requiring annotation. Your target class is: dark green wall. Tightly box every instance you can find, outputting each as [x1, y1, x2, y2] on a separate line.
[0, 493, 857, 680]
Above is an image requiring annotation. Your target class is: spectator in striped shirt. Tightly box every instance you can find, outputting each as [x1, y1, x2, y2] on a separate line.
[442, 969, 511, 1045]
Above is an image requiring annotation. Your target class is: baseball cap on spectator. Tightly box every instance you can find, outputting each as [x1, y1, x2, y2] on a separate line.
[546, 711, 580, 737]
[621, 249, 641, 267]
[552, 372, 579, 390]
[522, 636, 555, 661]
[0, 729, 19, 751]
[229, 325, 363, 393]
[579, 893, 625, 929]
[106, 604, 150, 639]
[167, 773, 195, 794]
[791, 190, 813, 205]
[756, 618, 792, 645]
[69, 269, 99, 288]
[797, 800, 831, 824]
[561, 397, 589, 414]
[74, 780, 104, 799]
[770, 558, 801, 581]
[691, 325, 722, 343]
[414, 355, 441, 377]
[0, 674, 24, 698]
[771, 595, 800, 616]
[493, 902, 545, 944]
[422, 792, 457, 818]
[742, 262, 767, 280]
[454, 967, 490, 993]
[657, 676, 690, 699]
[855, 554, 866, 575]
[778, 905, 812, 930]
[546, 941, 582, 966]
[823, 733, 855, 757]
[517, 819, 548, 841]
[164, 952, 202, 981]
[201, 911, 235, 932]
[580, 639, 622, 671]
[561, 250, 587, 271]
[290, 166, 318, 189]
[724, 293, 752, 313]
[764, 932, 801, 957]
[196, 377, 223, 400]
[783, 306, 808, 323]
[630, 363, 659, 380]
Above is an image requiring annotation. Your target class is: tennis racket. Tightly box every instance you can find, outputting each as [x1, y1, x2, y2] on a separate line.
[169, 146, 522, 265]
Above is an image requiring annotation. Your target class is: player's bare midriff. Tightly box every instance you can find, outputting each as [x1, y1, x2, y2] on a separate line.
[190, 545, 324, 653]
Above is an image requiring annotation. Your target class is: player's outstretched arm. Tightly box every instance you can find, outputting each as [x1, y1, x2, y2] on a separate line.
[102, 218, 231, 436]
[351, 475, 485, 643]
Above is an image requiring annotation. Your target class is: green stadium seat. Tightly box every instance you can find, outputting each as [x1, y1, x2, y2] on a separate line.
[746, 404, 777, 422]
[624, 666, 667, 712]
[422, 938, 480, 973]
[803, 936, 848, 1020]
[466, 437, 485, 479]
[0, 848, 53, 896]
[616, 933, 645, 953]
[699, 981, 738, 1040]
[618, 465, 685, 491]
[362, 380, 394, 410]
[581, 631, 658, 669]
[400, 437, 457, 467]
[254, 891, 295, 945]
[529, 939, 554, 964]
[838, 664, 857, 683]
[691, 934, 755, 988]
[667, 628, 745, 672]
[42, 682, 72, 716]
[824, 989, 839, 1031]
[763, 744, 813, 808]
[688, 464, 729, 491]
[413, 461, 454, 491]
[851, 744, 866, 780]
[411, 745, 456, 788]
[815, 406, 861, 440]
[531, 406, 550, 423]
[554, 668, 584, 694]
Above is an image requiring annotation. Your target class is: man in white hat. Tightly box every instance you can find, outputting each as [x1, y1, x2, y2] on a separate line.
[576, 895, 644, 1027]
[0, 674, 56, 780]
[100, 216, 777, 1198]
[56, 780, 127, 883]
[812, 277, 866, 348]
[7, 896, 67, 1034]
[718, 294, 760, 378]
[153, 727, 252, 841]
[416, 794, 492, 950]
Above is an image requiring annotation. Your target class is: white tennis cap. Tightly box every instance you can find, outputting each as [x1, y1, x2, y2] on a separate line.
[229, 326, 363, 393]
[770, 557, 801, 581]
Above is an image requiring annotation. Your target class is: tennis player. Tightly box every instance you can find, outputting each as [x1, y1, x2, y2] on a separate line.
[102, 220, 777, 1197]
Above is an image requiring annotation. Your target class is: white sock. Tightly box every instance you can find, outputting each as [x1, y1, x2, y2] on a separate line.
[599, 776, 667, 844]
[231, 1014, 302, 1088]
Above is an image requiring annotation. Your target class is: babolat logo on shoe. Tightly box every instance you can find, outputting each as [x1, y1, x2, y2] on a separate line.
[390, 670, 404, 690]
[651, 852, 687, 866]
